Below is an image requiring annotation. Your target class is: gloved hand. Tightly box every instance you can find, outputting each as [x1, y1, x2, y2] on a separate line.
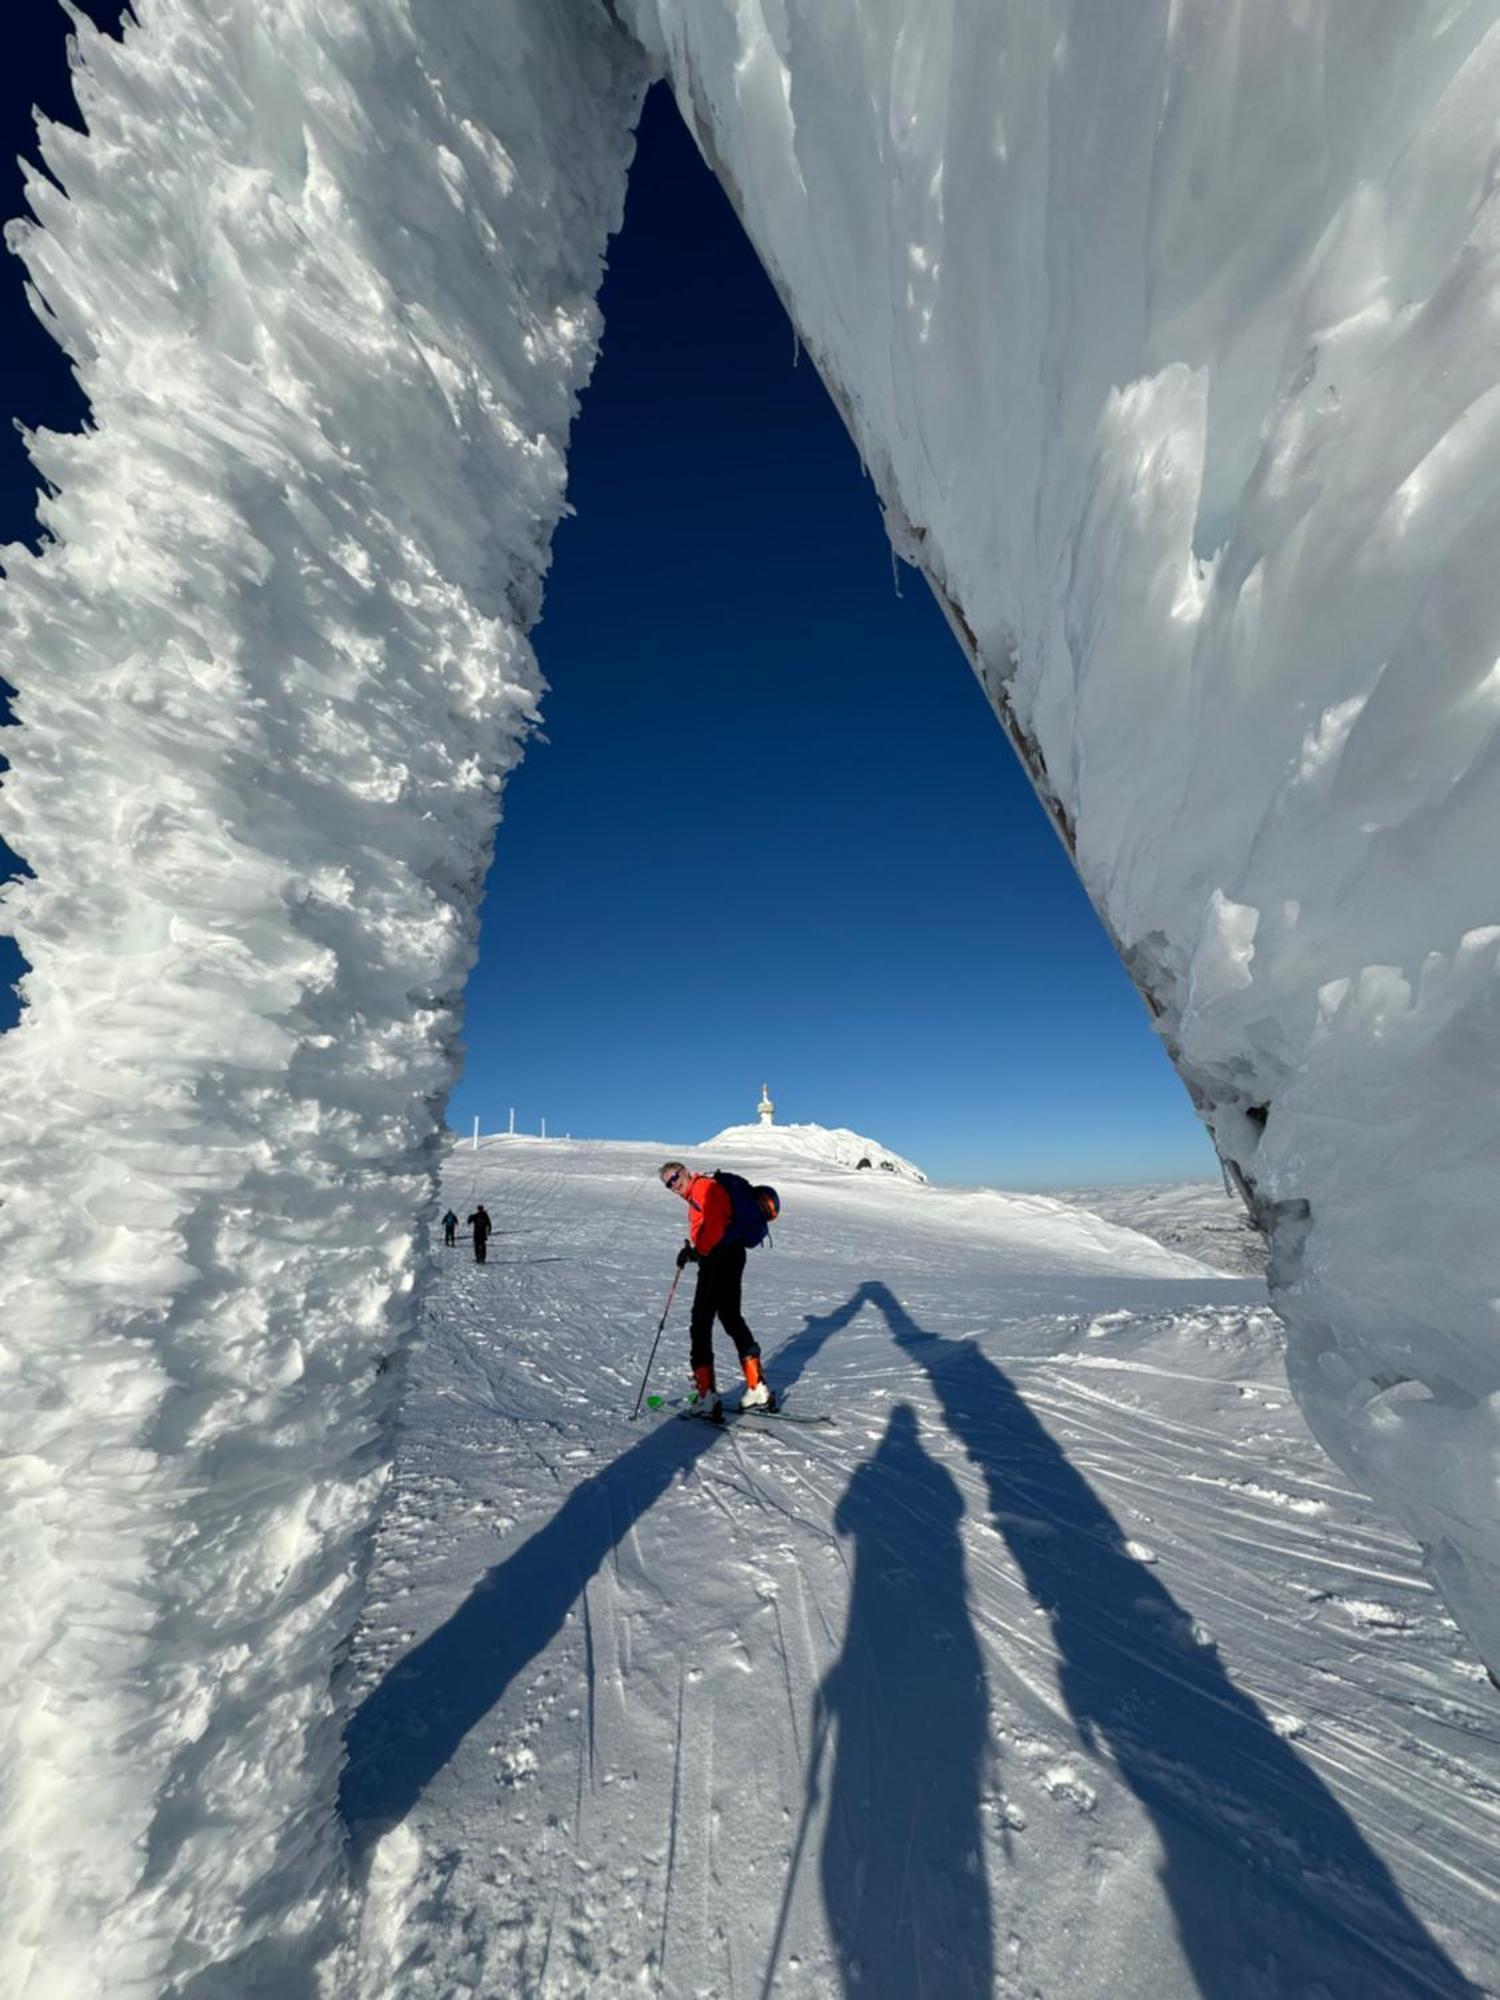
[676, 1241, 698, 1270]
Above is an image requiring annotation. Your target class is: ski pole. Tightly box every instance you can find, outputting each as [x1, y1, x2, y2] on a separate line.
[630, 1267, 683, 1419]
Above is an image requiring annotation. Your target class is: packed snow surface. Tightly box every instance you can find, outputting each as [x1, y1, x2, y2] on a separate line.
[345, 1139, 1499, 1996]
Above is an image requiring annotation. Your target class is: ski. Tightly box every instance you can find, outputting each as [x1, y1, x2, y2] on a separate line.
[648, 1393, 833, 1427]
[732, 1405, 834, 1427]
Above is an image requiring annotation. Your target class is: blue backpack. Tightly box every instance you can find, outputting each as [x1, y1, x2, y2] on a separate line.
[715, 1170, 780, 1248]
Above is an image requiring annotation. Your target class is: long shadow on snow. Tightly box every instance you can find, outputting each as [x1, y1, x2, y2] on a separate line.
[339, 1302, 848, 1850]
[855, 1280, 1477, 1999]
[813, 1403, 994, 1999]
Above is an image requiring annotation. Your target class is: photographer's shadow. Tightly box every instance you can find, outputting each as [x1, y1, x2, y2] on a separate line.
[813, 1403, 994, 1997]
[855, 1281, 1477, 1998]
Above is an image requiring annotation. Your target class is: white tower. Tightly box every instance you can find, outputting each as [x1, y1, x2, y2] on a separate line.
[757, 1081, 775, 1126]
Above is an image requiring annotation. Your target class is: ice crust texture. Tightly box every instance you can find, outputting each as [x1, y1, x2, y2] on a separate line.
[2, 0, 1500, 1989]
[0, 2, 645, 1991]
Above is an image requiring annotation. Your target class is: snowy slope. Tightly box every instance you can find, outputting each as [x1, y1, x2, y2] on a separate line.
[344, 1140, 1498, 1998]
[1059, 1181, 1270, 1279]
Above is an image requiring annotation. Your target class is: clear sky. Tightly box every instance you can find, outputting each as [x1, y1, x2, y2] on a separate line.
[1, 18, 1220, 1189]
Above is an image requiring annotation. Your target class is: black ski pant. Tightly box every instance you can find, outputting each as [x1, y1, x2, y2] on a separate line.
[474, 1232, 489, 1264]
[689, 1244, 759, 1379]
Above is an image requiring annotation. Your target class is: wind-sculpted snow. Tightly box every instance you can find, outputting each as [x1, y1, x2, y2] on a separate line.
[0, 2, 643, 1990]
[620, 0, 1500, 1678]
[8, 0, 1500, 1988]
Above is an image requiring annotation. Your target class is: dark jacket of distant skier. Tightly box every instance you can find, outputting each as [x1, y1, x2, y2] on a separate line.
[658, 1162, 775, 1421]
[468, 1205, 492, 1263]
[442, 1208, 458, 1246]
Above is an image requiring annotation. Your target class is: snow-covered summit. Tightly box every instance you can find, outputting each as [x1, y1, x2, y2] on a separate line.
[699, 1120, 927, 1183]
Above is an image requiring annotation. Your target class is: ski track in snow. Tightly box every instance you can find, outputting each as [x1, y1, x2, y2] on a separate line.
[342, 1141, 1500, 1997]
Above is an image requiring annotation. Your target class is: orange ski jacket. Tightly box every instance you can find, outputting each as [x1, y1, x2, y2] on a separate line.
[683, 1172, 732, 1255]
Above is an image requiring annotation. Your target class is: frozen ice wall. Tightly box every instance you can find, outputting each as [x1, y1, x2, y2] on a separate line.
[0, 1, 643, 1990]
[625, 0, 1500, 1671]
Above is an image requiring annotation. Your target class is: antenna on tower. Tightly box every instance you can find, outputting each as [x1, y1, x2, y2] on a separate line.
[757, 1081, 775, 1127]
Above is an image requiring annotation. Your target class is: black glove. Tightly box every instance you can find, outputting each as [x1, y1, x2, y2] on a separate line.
[676, 1241, 698, 1270]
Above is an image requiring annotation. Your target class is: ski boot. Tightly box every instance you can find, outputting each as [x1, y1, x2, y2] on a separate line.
[740, 1354, 778, 1413]
[689, 1366, 724, 1424]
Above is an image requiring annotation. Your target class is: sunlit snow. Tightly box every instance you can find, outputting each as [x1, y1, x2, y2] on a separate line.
[3, 0, 1500, 1989]
[343, 1141, 1496, 1996]
[701, 1120, 928, 1183]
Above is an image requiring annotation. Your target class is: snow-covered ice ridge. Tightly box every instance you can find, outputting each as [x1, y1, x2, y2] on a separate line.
[701, 1119, 927, 1182]
[4, 0, 1500, 1986]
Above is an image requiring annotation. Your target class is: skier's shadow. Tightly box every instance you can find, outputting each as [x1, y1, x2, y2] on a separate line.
[855, 1281, 1478, 1999]
[812, 1404, 994, 1999]
[338, 1299, 856, 1851]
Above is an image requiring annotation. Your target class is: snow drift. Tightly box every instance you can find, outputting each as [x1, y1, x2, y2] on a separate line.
[4, 0, 1500, 1988]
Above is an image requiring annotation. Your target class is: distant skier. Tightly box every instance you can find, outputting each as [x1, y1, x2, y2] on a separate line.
[658, 1161, 776, 1421]
[442, 1208, 458, 1247]
[468, 1204, 492, 1264]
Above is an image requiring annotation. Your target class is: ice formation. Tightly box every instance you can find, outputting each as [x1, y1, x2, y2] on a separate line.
[621, 0, 1500, 1673]
[0, 2, 645, 1990]
[4, 0, 1500, 1989]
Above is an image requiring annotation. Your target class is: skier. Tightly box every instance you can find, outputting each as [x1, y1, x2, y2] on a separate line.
[467, 1203, 492, 1264]
[658, 1161, 776, 1421]
[442, 1208, 458, 1247]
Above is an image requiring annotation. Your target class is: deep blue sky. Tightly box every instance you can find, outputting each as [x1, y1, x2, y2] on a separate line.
[1, 14, 1218, 1188]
